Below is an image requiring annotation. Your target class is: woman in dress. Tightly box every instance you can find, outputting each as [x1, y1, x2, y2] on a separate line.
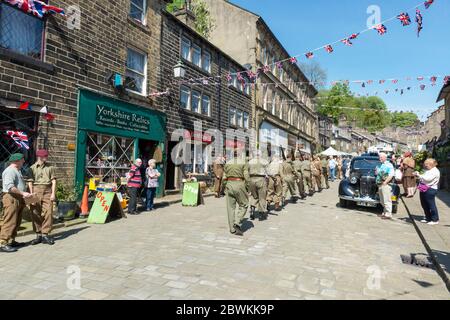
[415, 159, 440, 225]
[145, 159, 160, 211]
[402, 152, 416, 198]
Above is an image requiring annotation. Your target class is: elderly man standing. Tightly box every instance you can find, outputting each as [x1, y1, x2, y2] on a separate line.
[376, 153, 395, 220]
[1, 153, 32, 253]
[27, 149, 57, 246]
[127, 158, 143, 215]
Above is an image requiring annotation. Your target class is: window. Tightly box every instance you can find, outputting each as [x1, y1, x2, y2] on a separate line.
[0, 4, 44, 60]
[202, 51, 211, 73]
[230, 68, 237, 88]
[192, 44, 202, 67]
[181, 37, 191, 61]
[191, 90, 201, 113]
[236, 110, 243, 127]
[201, 95, 210, 116]
[243, 112, 249, 129]
[229, 107, 236, 126]
[271, 93, 277, 115]
[130, 0, 146, 24]
[180, 86, 190, 110]
[125, 48, 147, 95]
[245, 81, 251, 95]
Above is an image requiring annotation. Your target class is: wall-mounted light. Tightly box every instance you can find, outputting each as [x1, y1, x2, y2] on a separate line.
[173, 61, 186, 79]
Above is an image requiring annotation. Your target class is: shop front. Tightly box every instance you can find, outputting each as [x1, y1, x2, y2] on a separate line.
[259, 121, 288, 158]
[75, 90, 166, 197]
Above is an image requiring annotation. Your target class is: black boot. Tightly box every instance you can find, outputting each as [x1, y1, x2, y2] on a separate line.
[250, 206, 256, 221]
[0, 244, 17, 253]
[233, 225, 244, 236]
[42, 235, 55, 245]
[31, 234, 42, 245]
[10, 240, 26, 248]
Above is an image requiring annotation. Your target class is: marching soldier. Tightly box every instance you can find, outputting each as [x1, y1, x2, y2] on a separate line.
[223, 153, 249, 236]
[292, 154, 306, 199]
[301, 154, 313, 196]
[321, 155, 330, 189]
[248, 151, 269, 221]
[280, 154, 300, 204]
[266, 155, 283, 211]
[27, 149, 57, 246]
[213, 156, 225, 198]
[312, 155, 323, 193]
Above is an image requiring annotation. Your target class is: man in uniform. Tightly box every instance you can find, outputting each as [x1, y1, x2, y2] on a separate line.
[248, 151, 269, 221]
[1, 153, 31, 253]
[27, 149, 57, 245]
[312, 155, 323, 193]
[213, 156, 225, 198]
[266, 155, 283, 211]
[321, 155, 330, 189]
[280, 154, 300, 204]
[301, 154, 313, 196]
[292, 154, 306, 199]
[223, 153, 250, 236]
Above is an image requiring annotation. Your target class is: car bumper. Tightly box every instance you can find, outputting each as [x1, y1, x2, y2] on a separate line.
[339, 195, 398, 204]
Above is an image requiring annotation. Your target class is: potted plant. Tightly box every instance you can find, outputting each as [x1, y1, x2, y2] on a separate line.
[56, 182, 80, 221]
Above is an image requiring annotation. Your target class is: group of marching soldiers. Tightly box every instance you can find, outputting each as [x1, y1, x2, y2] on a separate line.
[213, 152, 332, 236]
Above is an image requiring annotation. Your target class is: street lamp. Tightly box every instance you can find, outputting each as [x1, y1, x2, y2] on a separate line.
[173, 61, 186, 79]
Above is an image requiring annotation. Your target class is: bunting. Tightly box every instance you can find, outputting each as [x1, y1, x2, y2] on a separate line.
[6, 131, 30, 150]
[416, 9, 423, 37]
[1, 0, 65, 19]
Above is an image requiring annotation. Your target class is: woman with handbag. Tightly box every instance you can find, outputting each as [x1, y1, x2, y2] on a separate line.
[402, 152, 416, 198]
[415, 159, 440, 225]
[145, 159, 160, 211]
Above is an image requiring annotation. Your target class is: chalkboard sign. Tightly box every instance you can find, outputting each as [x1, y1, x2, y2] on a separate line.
[181, 182, 203, 207]
[87, 191, 125, 224]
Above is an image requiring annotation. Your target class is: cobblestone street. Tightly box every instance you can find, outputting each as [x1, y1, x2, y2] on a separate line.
[1, 182, 448, 300]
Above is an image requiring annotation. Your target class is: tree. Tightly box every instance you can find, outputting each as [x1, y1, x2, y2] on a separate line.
[299, 61, 327, 90]
[390, 111, 419, 128]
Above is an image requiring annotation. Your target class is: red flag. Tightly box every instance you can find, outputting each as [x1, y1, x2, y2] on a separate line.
[305, 52, 314, 59]
[19, 101, 31, 110]
[325, 45, 333, 53]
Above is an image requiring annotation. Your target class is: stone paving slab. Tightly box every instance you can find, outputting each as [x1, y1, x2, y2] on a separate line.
[1, 182, 448, 300]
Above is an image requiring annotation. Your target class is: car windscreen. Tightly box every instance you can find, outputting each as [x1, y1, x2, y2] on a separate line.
[352, 159, 380, 170]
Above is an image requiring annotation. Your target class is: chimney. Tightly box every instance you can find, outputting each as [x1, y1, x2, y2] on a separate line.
[173, 0, 197, 29]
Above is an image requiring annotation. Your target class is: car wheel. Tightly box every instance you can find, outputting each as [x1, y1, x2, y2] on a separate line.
[392, 204, 398, 214]
[339, 198, 347, 208]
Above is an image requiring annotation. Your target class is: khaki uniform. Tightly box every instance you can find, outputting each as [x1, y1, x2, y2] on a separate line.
[266, 160, 283, 207]
[300, 159, 313, 194]
[321, 159, 330, 189]
[248, 157, 269, 213]
[312, 159, 322, 192]
[223, 158, 249, 233]
[280, 160, 299, 199]
[292, 159, 305, 197]
[212, 159, 225, 196]
[27, 162, 56, 235]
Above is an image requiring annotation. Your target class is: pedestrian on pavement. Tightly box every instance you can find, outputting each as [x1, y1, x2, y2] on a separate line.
[328, 156, 337, 182]
[320, 155, 330, 189]
[416, 158, 440, 225]
[145, 159, 160, 211]
[213, 156, 225, 198]
[248, 151, 269, 221]
[281, 154, 300, 204]
[27, 149, 57, 246]
[376, 152, 395, 220]
[126, 158, 143, 215]
[1, 153, 32, 253]
[266, 155, 283, 211]
[312, 155, 322, 193]
[402, 152, 416, 198]
[301, 154, 314, 196]
[223, 153, 250, 236]
[292, 153, 306, 199]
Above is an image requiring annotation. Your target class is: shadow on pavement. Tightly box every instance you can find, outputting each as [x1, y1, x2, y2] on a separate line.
[412, 279, 434, 288]
[53, 226, 90, 241]
[436, 192, 450, 207]
[241, 219, 254, 233]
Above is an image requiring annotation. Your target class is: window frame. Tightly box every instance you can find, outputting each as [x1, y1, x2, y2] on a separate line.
[201, 94, 211, 116]
[191, 89, 201, 114]
[243, 112, 249, 129]
[125, 47, 148, 96]
[192, 43, 202, 68]
[129, 0, 147, 25]
[229, 107, 236, 126]
[202, 50, 211, 73]
[180, 85, 191, 110]
[181, 36, 191, 61]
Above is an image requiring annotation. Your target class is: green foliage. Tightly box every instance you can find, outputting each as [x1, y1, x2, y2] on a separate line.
[390, 111, 419, 128]
[56, 181, 82, 202]
[166, 0, 186, 12]
[414, 151, 430, 173]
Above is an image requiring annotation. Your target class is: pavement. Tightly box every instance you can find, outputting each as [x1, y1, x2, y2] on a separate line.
[1, 181, 449, 300]
[402, 190, 450, 291]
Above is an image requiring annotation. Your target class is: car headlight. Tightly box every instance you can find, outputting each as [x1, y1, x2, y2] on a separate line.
[350, 176, 358, 184]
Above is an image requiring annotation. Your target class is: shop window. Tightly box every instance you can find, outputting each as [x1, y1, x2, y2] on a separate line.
[202, 51, 211, 73]
[85, 133, 135, 189]
[180, 85, 190, 109]
[181, 37, 191, 61]
[192, 44, 202, 68]
[243, 112, 249, 129]
[191, 90, 201, 113]
[129, 0, 147, 24]
[125, 48, 147, 95]
[0, 3, 44, 60]
[201, 94, 210, 116]
[229, 107, 236, 126]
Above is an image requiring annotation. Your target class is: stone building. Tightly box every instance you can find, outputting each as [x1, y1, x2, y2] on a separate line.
[421, 105, 446, 144]
[158, 9, 252, 191]
[318, 115, 333, 151]
[0, 0, 169, 196]
[203, 0, 318, 157]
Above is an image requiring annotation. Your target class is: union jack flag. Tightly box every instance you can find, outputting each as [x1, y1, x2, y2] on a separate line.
[289, 57, 298, 64]
[349, 33, 359, 40]
[392, 79, 399, 84]
[374, 24, 387, 35]
[305, 52, 314, 59]
[379, 80, 386, 84]
[420, 84, 426, 90]
[341, 38, 352, 46]
[263, 65, 270, 73]
[2, 0, 65, 19]
[276, 61, 283, 69]
[416, 9, 423, 37]
[324, 45, 333, 53]
[226, 73, 232, 82]
[6, 131, 30, 150]
[430, 76, 437, 84]
[424, 0, 434, 9]
[397, 12, 411, 26]
[417, 76, 424, 81]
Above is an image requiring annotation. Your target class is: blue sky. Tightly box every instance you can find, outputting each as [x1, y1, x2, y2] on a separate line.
[230, 0, 450, 121]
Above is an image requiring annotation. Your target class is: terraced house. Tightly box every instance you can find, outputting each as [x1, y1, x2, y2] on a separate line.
[203, 0, 319, 157]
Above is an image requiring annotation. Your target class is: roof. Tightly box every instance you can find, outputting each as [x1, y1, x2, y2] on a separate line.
[437, 83, 450, 102]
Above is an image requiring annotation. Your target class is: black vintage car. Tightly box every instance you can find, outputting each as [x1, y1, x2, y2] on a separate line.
[338, 156, 400, 213]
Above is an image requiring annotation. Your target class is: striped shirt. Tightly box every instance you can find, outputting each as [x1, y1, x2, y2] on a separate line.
[127, 165, 142, 188]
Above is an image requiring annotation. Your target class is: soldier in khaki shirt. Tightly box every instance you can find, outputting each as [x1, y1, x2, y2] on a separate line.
[27, 149, 57, 245]
[223, 154, 250, 236]
[280, 154, 300, 204]
[301, 155, 313, 196]
[248, 151, 269, 221]
[266, 155, 283, 211]
[292, 154, 306, 199]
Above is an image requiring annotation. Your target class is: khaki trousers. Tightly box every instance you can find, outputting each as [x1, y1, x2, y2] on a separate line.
[0, 193, 25, 245]
[225, 181, 249, 233]
[267, 176, 282, 204]
[249, 177, 267, 213]
[303, 172, 313, 193]
[296, 172, 305, 196]
[378, 184, 393, 217]
[322, 168, 330, 188]
[214, 176, 223, 195]
[30, 185, 53, 234]
[283, 176, 299, 199]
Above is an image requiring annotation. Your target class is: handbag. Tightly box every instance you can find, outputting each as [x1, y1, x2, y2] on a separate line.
[394, 169, 403, 182]
[417, 182, 430, 193]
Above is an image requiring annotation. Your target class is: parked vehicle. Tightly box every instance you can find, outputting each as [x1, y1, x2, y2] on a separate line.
[338, 155, 400, 213]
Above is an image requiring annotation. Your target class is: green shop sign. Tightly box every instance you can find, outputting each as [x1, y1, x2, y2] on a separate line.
[96, 104, 151, 134]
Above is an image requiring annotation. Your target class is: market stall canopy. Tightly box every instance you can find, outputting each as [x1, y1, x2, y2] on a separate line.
[320, 147, 342, 156]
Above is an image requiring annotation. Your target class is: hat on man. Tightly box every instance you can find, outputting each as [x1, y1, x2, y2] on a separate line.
[36, 149, 49, 158]
[8, 153, 24, 162]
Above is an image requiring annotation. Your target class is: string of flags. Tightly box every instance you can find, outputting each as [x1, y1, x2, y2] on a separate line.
[1, 0, 66, 19]
[15, 101, 56, 122]
[6, 131, 30, 150]
[177, 0, 437, 87]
